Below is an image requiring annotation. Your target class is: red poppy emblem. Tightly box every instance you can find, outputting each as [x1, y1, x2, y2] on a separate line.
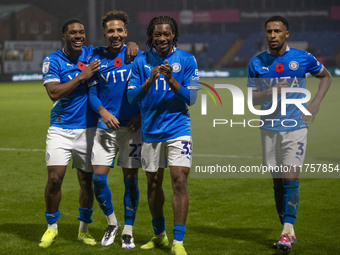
[114, 58, 122, 67]
[275, 63, 284, 73]
[78, 61, 86, 70]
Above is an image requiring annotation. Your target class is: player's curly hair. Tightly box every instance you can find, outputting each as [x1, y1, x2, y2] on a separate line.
[146, 15, 179, 49]
[265, 16, 289, 30]
[62, 19, 84, 34]
[101, 10, 129, 29]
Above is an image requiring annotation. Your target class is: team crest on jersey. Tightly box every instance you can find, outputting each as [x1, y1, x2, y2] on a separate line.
[42, 62, 50, 74]
[289, 61, 299, 71]
[172, 63, 181, 73]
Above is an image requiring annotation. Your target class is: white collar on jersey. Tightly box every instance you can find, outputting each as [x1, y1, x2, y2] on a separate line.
[267, 45, 290, 54]
[104, 44, 127, 53]
[152, 46, 177, 54]
[62, 47, 68, 56]
[61, 47, 82, 58]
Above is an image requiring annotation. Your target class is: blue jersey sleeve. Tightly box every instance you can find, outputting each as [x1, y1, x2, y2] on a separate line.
[175, 86, 192, 105]
[305, 52, 323, 76]
[88, 74, 102, 113]
[175, 55, 199, 105]
[127, 58, 146, 104]
[247, 57, 258, 89]
[127, 86, 147, 105]
[42, 55, 61, 84]
[87, 49, 102, 112]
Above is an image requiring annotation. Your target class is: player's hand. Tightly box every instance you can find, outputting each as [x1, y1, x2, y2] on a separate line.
[78, 59, 100, 81]
[98, 107, 120, 130]
[126, 42, 139, 62]
[263, 79, 290, 99]
[142, 66, 161, 92]
[149, 66, 162, 84]
[127, 114, 141, 133]
[160, 60, 173, 82]
[273, 79, 290, 95]
[301, 102, 320, 124]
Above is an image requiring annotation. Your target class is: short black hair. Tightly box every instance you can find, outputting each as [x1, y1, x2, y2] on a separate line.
[265, 16, 289, 30]
[62, 19, 85, 34]
[101, 10, 129, 29]
[146, 15, 179, 49]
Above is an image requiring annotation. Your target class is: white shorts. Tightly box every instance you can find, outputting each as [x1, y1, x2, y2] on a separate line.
[141, 136, 192, 172]
[45, 126, 96, 172]
[261, 128, 307, 168]
[91, 128, 142, 168]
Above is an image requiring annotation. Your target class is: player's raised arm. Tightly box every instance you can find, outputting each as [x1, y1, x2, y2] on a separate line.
[301, 68, 332, 123]
[127, 67, 160, 103]
[161, 59, 198, 106]
[45, 59, 100, 101]
[142, 65, 162, 92]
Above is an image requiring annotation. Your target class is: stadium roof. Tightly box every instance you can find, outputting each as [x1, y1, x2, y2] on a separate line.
[0, 4, 30, 18]
[0, 4, 57, 21]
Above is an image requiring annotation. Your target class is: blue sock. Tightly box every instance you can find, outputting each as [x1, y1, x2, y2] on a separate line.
[274, 186, 284, 225]
[78, 207, 93, 223]
[45, 210, 60, 224]
[93, 173, 113, 216]
[173, 224, 186, 241]
[152, 216, 165, 235]
[283, 180, 299, 224]
[124, 177, 139, 226]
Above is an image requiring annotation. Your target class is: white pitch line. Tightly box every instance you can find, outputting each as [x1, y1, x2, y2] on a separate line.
[0, 148, 44, 152]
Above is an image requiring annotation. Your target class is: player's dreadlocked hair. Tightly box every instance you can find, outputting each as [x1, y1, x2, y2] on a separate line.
[146, 16, 179, 49]
[101, 10, 129, 29]
[265, 16, 289, 30]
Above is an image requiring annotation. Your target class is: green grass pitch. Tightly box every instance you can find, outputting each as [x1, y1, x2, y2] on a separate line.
[0, 78, 339, 254]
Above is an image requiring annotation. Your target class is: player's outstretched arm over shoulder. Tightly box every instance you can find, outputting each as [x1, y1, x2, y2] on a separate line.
[125, 42, 139, 62]
[45, 59, 100, 101]
[252, 79, 290, 105]
[301, 68, 332, 124]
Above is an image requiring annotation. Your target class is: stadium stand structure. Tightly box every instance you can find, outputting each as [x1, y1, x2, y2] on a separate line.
[143, 30, 340, 69]
[179, 33, 239, 69]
